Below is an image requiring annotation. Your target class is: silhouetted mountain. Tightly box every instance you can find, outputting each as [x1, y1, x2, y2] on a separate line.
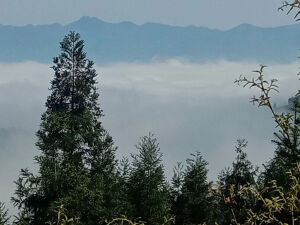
[1, 17, 299, 64]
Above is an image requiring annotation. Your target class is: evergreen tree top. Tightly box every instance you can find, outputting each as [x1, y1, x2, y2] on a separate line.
[46, 31, 101, 116]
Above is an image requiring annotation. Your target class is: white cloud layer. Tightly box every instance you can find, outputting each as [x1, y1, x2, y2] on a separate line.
[0, 60, 299, 214]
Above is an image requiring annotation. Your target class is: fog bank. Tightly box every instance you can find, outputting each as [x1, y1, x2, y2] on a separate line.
[0, 60, 299, 213]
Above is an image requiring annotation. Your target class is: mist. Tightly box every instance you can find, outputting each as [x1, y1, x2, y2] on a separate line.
[0, 60, 299, 214]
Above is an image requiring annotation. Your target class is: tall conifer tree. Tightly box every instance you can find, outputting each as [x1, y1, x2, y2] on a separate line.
[13, 31, 117, 225]
[217, 139, 257, 224]
[180, 152, 211, 225]
[128, 134, 170, 225]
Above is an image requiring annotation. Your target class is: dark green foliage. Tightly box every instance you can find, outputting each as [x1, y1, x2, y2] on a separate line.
[254, 101, 300, 223]
[261, 99, 300, 191]
[217, 139, 257, 224]
[12, 31, 118, 225]
[170, 163, 184, 225]
[218, 139, 257, 191]
[182, 153, 212, 225]
[128, 134, 170, 225]
[114, 157, 134, 218]
[171, 152, 212, 225]
[0, 202, 9, 225]
[12, 212, 31, 225]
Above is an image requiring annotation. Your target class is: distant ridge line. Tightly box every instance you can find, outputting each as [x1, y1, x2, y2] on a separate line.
[0, 16, 299, 64]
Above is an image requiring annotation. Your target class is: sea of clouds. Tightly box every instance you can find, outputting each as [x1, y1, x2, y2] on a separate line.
[0, 59, 299, 213]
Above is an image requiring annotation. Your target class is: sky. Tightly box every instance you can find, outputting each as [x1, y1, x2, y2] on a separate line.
[0, 0, 296, 29]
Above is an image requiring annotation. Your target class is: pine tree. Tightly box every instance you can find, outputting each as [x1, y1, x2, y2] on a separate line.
[0, 202, 9, 225]
[12, 31, 117, 225]
[179, 152, 212, 225]
[127, 133, 170, 225]
[261, 99, 300, 191]
[217, 139, 257, 224]
[170, 163, 185, 225]
[114, 157, 134, 218]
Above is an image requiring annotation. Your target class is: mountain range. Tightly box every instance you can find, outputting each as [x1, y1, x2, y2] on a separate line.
[1, 16, 300, 64]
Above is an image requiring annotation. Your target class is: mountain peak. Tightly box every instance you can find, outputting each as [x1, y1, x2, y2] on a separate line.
[71, 16, 107, 26]
[228, 23, 258, 31]
[238, 23, 256, 27]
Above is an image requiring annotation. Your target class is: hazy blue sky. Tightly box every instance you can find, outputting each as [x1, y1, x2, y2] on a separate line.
[0, 0, 296, 29]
